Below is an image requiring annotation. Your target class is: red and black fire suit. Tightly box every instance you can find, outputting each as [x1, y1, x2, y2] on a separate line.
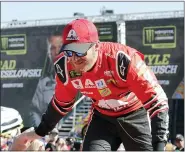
[35, 42, 169, 151]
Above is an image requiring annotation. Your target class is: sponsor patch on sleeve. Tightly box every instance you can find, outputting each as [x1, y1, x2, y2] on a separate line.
[116, 51, 131, 81]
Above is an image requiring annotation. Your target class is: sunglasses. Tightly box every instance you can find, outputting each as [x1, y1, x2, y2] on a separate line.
[63, 43, 95, 57]
[64, 51, 87, 57]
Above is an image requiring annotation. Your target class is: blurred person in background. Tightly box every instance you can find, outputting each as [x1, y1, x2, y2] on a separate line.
[1, 106, 23, 150]
[45, 128, 58, 151]
[26, 139, 45, 151]
[10, 18, 169, 151]
[1, 129, 21, 151]
[65, 137, 76, 151]
[29, 29, 63, 127]
[165, 141, 175, 151]
[175, 134, 184, 151]
[1, 135, 9, 151]
[29, 28, 91, 128]
[56, 137, 69, 151]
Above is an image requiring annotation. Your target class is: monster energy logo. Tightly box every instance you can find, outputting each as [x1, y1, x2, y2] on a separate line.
[1, 37, 8, 50]
[143, 26, 176, 49]
[1, 34, 27, 55]
[145, 29, 155, 43]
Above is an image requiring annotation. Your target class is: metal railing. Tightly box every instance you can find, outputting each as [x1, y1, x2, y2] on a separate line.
[1, 10, 183, 29]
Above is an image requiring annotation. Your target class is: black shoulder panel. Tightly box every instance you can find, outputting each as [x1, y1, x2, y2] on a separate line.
[54, 56, 67, 84]
[116, 51, 131, 81]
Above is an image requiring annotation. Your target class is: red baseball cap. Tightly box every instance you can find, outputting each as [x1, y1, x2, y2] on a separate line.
[61, 18, 99, 54]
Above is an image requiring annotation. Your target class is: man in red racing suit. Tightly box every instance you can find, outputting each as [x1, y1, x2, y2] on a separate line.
[10, 19, 169, 151]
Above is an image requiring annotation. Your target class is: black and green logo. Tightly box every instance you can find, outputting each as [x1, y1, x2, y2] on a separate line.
[69, 70, 82, 78]
[143, 26, 176, 49]
[145, 29, 155, 43]
[1, 34, 27, 55]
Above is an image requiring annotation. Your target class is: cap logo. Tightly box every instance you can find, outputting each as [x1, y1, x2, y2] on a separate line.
[66, 29, 79, 40]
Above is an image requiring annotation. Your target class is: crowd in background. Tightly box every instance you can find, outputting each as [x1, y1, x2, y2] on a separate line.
[0, 127, 81, 151]
[1, 125, 184, 151]
[0, 17, 184, 151]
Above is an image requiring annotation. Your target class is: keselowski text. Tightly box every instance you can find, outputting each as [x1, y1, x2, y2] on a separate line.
[1, 69, 42, 78]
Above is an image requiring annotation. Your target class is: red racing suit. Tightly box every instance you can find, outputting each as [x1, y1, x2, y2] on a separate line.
[36, 42, 169, 144]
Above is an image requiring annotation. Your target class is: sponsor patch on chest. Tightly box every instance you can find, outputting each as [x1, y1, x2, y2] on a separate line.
[95, 79, 107, 89]
[98, 88, 112, 97]
[69, 70, 82, 78]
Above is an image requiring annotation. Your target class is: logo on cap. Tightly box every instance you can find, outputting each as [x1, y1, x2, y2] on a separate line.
[66, 29, 79, 40]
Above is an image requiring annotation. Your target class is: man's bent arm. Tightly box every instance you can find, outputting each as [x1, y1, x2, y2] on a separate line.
[35, 75, 77, 137]
[111, 46, 169, 150]
[35, 99, 62, 137]
[126, 51, 169, 149]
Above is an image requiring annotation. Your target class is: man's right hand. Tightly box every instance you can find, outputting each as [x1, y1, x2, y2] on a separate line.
[9, 127, 42, 151]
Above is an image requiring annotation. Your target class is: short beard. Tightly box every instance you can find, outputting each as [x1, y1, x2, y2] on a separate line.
[71, 63, 92, 73]
[70, 62, 85, 73]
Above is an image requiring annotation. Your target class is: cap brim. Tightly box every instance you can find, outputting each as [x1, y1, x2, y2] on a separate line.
[61, 43, 93, 54]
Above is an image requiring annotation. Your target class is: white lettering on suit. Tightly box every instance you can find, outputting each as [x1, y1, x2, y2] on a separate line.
[98, 99, 128, 111]
[71, 79, 84, 89]
[85, 79, 96, 88]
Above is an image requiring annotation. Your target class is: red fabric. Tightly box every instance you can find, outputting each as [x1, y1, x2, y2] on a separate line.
[54, 42, 168, 117]
[62, 19, 98, 45]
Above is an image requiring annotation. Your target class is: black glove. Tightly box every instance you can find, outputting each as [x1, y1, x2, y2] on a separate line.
[35, 101, 63, 136]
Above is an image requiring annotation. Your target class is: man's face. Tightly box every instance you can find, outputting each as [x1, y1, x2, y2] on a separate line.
[68, 44, 98, 72]
[49, 36, 62, 61]
[175, 140, 184, 148]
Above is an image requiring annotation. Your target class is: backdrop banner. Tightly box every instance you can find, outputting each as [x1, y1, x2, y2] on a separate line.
[125, 17, 184, 99]
[1, 22, 117, 127]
